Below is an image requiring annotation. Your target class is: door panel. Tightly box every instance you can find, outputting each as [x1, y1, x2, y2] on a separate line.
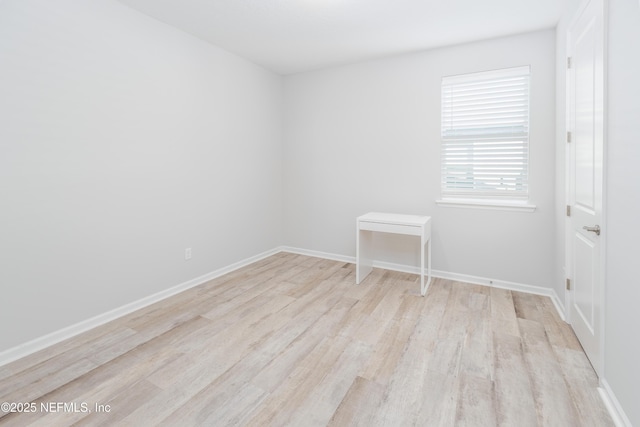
[574, 232, 595, 333]
[567, 0, 604, 377]
[574, 20, 596, 210]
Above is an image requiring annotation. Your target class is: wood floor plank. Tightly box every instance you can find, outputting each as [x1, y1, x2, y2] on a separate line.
[242, 335, 353, 426]
[454, 373, 497, 427]
[276, 267, 352, 320]
[436, 282, 473, 341]
[155, 354, 269, 425]
[512, 291, 545, 322]
[0, 322, 133, 383]
[118, 254, 295, 330]
[286, 340, 372, 427]
[359, 314, 415, 386]
[554, 346, 615, 426]
[0, 357, 98, 410]
[459, 300, 493, 380]
[70, 380, 162, 427]
[519, 318, 582, 427]
[342, 268, 386, 300]
[537, 297, 583, 351]
[0, 327, 135, 399]
[113, 366, 226, 426]
[146, 296, 294, 391]
[192, 383, 266, 427]
[373, 292, 450, 426]
[5, 345, 182, 426]
[492, 330, 538, 427]
[414, 369, 460, 426]
[155, 294, 349, 425]
[251, 297, 358, 393]
[350, 280, 407, 347]
[490, 287, 520, 338]
[327, 376, 385, 427]
[0, 254, 614, 427]
[330, 272, 396, 341]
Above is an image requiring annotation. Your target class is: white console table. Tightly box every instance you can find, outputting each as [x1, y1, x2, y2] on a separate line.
[356, 212, 432, 296]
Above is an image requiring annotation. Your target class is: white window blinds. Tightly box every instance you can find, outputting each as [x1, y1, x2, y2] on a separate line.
[441, 66, 530, 199]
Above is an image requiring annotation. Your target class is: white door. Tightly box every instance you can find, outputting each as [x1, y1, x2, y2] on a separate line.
[566, 0, 605, 376]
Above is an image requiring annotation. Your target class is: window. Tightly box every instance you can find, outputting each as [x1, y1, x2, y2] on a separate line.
[440, 66, 530, 202]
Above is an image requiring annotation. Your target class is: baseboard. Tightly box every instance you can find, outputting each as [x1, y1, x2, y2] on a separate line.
[0, 247, 282, 368]
[281, 246, 354, 264]
[3, 245, 626, 425]
[280, 246, 565, 320]
[434, 269, 566, 320]
[0, 245, 567, 367]
[599, 380, 633, 427]
[3, 245, 629, 427]
[548, 289, 566, 321]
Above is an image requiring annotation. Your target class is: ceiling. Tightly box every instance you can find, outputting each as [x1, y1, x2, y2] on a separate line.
[116, 0, 570, 75]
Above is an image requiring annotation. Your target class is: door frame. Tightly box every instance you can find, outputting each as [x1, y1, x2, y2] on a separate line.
[564, 0, 608, 379]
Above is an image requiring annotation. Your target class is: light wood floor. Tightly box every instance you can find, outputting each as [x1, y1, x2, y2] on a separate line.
[0, 253, 613, 426]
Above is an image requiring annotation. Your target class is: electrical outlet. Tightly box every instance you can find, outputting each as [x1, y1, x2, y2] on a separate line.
[185, 248, 192, 260]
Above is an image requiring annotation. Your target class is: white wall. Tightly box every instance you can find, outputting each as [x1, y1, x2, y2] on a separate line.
[604, 0, 640, 424]
[0, 0, 283, 353]
[283, 30, 557, 289]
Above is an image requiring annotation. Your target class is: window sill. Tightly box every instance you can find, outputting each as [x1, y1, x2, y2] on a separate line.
[435, 198, 537, 212]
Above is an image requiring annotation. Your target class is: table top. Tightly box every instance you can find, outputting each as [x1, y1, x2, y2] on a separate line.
[357, 212, 431, 227]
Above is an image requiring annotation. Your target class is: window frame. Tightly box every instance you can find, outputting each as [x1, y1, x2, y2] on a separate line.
[438, 66, 534, 211]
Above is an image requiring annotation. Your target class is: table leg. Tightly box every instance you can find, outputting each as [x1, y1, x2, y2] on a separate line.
[427, 238, 432, 291]
[421, 236, 425, 296]
[356, 228, 373, 284]
[421, 237, 432, 296]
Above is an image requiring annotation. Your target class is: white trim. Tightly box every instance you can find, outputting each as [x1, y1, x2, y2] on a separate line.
[0, 245, 568, 367]
[406, 265, 563, 320]
[281, 246, 564, 320]
[436, 199, 537, 212]
[282, 246, 353, 264]
[549, 289, 566, 321]
[599, 380, 632, 427]
[1, 244, 626, 426]
[441, 66, 531, 198]
[0, 247, 281, 368]
[600, 0, 609, 392]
